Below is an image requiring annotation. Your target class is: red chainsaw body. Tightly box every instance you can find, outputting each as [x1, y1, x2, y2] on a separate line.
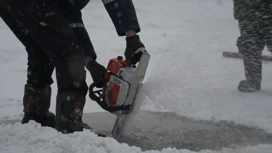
[103, 56, 130, 106]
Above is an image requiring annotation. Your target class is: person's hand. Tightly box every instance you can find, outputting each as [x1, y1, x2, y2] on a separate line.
[125, 35, 145, 66]
[86, 60, 107, 88]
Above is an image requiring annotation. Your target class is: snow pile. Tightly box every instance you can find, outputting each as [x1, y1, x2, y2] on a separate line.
[0, 121, 272, 153]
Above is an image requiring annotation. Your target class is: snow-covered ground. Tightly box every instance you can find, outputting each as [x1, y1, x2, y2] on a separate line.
[1, 0, 272, 152]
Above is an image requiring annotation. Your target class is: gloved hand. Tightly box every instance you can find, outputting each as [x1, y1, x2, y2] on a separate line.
[125, 35, 145, 66]
[86, 60, 107, 88]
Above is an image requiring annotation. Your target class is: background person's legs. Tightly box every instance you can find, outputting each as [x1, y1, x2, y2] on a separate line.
[236, 18, 265, 92]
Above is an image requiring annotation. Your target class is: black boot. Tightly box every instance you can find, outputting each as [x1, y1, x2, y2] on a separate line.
[55, 93, 92, 134]
[21, 84, 56, 128]
[238, 80, 261, 92]
[238, 55, 262, 92]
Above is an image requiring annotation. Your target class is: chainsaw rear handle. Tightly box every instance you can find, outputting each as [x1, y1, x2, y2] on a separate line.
[126, 47, 147, 67]
[89, 81, 131, 113]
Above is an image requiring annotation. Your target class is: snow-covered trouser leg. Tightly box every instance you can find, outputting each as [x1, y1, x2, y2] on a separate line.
[0, 0, 89, 131]
[236, 18, 266, 91]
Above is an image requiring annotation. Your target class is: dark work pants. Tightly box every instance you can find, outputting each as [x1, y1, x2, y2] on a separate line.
[0, 0, 88, 94]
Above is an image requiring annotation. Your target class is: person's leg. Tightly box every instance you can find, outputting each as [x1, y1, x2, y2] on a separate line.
[236, 18, 265, 92]
[263, 18, 272, 54]
[64, 10, 107, 88]
[23, 45, 55, 127]
[0, 6, 55, 127]
[0, 0, 89, 132]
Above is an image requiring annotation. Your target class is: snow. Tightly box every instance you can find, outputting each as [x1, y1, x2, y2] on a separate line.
[1, 121, 272, 153]
[1, 0, 272, 153]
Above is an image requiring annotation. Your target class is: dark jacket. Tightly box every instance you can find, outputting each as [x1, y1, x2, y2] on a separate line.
[233, 0, 272, 20]
[58, 0, 141, 36]
[102, 0, 140, 36]
[57, 0, 90, 12]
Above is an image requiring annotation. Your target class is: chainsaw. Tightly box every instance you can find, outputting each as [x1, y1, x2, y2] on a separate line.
[89, 47, 150, 116]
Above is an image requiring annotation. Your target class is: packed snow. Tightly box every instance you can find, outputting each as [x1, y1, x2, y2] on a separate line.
[1, 0, 272, 153]
[1, 121, 272, 153]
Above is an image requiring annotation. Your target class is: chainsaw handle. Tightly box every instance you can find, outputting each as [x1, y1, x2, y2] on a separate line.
[89, 82, 131, 113]
[89, 82, 108, 110]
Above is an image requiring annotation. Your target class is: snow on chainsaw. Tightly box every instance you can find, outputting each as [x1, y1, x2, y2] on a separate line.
[89, 47, 150, 138]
